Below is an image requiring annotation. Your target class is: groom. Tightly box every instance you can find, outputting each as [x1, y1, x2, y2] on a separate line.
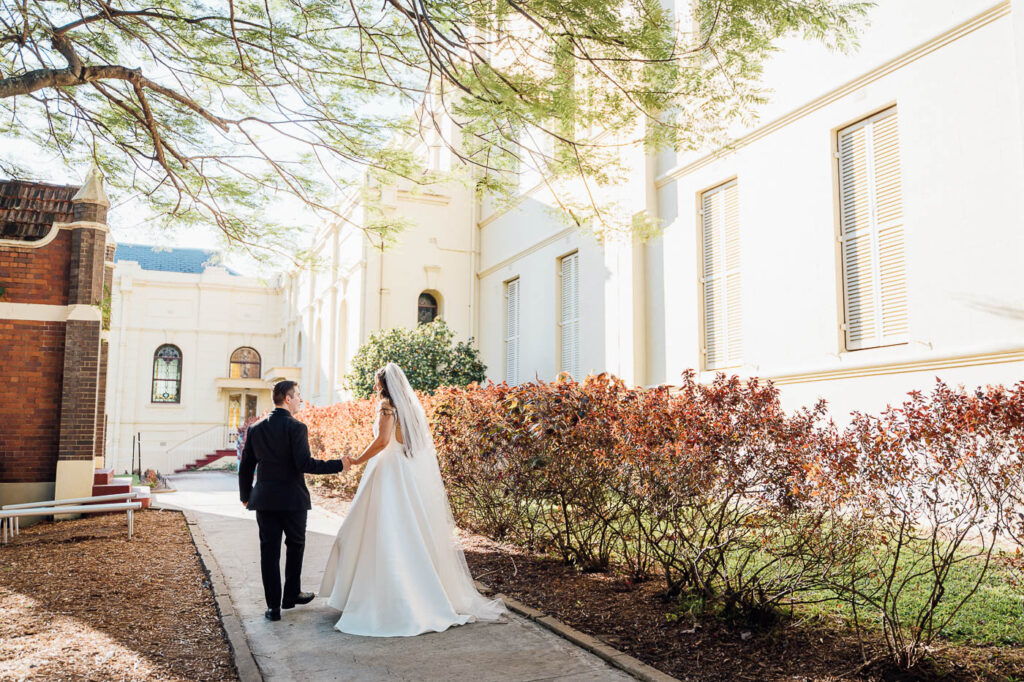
[239, 380, 347, 621]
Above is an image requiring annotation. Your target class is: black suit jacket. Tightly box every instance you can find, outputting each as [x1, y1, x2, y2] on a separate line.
[239, 408, 345, 511]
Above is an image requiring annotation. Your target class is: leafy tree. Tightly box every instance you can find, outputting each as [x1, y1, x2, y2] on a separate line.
[345, 318, 486, 399]
[0, 0, 869, 253]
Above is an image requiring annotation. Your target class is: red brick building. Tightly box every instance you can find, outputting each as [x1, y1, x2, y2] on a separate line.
[0, 170, 113, 509]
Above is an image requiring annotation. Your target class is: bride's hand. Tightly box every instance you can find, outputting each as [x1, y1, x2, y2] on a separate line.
[342, 455, 356, 469]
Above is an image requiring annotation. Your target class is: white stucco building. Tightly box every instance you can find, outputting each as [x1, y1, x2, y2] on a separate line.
[299, 0, 1024, 419]
[107, 0, 1024, 472]
[106, 245, 290, 473]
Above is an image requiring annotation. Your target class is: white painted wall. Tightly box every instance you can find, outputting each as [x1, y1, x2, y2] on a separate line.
[479, 0, 1024, 420]
[106, 263, 284, 474]
[286, 169, 478, 405]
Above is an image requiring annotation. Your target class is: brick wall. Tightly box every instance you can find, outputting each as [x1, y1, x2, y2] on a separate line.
[0, 230, 72, 305]
[0, 177, 110, 494]
[0, 320, 65, 483]
[57, 319, 101, 462]
[68, 228, 105, 305]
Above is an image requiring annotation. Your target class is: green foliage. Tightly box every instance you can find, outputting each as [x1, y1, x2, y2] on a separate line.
[1, 0, 870, 253]
[97, 284, 112, 331]
[344, 318, 485, 399]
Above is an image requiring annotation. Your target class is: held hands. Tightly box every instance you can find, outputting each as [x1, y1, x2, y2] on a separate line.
[342, 455, 356, 470]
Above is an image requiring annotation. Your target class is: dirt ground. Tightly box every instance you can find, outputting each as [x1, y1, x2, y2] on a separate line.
[0, 510, 237, 681]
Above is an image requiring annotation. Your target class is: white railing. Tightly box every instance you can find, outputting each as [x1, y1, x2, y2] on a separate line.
[2, 492, 140, 537]
[163, 425, 233, 474]
[1, 501, 142, 545]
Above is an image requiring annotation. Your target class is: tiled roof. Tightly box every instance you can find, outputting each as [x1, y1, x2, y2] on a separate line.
[0, 180, 78, 240]
[114, 243, 240, 275]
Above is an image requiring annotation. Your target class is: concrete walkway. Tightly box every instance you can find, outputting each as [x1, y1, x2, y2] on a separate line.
[156, 472, 634, 682]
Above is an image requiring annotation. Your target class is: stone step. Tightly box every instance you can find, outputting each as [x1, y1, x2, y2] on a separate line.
[93, 467, 114, 485]
[132, 486, 152, 510]
[91, 481, 132, 497]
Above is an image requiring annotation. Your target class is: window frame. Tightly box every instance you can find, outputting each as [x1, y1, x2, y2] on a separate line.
[229, 346, 262, 379]
[835, 105, 908, 352]
[151, 344, 182, 404]
[504, 277, 520, 384]
[698, 179, 742, 371]
[417, 291, 439, 325]
[557, 251, 580, 379]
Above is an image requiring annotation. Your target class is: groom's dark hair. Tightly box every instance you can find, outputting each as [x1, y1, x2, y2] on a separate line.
[273, 380, 298, 405]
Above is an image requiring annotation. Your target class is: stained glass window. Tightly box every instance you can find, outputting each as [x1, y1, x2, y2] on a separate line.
[152, 344, 182, 403]
[230, 347, 261, 378]
[418, 292, 438, 325]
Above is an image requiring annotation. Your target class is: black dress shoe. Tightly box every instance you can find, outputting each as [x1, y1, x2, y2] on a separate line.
[282, 591, 315, 609]
[265, 609, 281, 621]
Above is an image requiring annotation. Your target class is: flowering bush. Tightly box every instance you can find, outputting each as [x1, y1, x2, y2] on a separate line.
[343, 319, 486, 399]
[299, 374, 1024, 670]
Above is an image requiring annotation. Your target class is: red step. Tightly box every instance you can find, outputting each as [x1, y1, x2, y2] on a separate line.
[93, 468, 114, 485]
[92, 480, 132, 497]
[174, 450, 236, 473]
[132, 486, 152, 510]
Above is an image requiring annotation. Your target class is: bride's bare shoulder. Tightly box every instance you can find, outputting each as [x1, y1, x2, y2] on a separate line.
[376, 398, 396, 416]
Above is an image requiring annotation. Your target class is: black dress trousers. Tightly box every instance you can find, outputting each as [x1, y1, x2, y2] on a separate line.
[256, 509, 308, 610]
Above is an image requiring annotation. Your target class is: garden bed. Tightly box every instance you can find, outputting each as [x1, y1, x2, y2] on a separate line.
[0, 510, 237, 681]
[311, 488, 1024, 681]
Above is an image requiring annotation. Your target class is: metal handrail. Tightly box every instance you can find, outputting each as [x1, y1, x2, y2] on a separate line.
[163, 424, 233, 473]
[165, 424, 228, 456]
[2, 492, 139, 510]
[1, 502, 142, 544]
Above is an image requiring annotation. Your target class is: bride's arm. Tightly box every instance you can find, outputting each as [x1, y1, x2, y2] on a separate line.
[349, 409, 394, 465]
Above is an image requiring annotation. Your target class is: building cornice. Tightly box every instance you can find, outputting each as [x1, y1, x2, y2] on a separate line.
[476, 226, 576, 279]
[397, 189, 450, 206]
[762, 343, 1024, 386]
[0, 302, 100, 322]
[655, 1, 1011, 189]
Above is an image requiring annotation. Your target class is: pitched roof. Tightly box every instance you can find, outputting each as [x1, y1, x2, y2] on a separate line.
[114, 243, 240, 276]
[0, 180, 78, 241]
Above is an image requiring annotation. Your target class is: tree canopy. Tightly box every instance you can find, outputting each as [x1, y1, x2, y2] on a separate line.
[0, 0, 869, 255]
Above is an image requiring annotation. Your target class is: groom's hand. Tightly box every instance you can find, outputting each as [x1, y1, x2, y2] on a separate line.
[342, 455, 355, 470]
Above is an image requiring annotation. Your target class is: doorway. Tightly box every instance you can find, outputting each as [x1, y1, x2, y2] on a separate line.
[228, 393, 259, 443]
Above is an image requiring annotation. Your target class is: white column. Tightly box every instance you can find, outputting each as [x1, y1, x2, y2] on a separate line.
[1014, 1, 1024, 178]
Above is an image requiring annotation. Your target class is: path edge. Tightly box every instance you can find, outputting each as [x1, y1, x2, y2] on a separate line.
[158, 504, 263, 682]
[474, 581, 677, 682]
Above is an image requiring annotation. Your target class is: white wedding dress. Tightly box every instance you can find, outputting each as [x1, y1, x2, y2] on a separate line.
[319, 363, 505, 637]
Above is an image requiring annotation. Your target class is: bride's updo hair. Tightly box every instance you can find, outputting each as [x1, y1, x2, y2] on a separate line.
[374, 366, 393, 404]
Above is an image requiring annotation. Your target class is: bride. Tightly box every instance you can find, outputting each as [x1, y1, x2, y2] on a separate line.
[319, 362, 506, 636]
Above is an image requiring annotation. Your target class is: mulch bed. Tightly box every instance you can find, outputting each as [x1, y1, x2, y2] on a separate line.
[311, 488, 1024, 682]
[0, 510, 237, 681]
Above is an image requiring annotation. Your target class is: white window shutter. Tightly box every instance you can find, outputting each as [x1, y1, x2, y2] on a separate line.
[839, 108, 907, 350]
[559, 253, 580, 378]
[505, 278, 520, 384]
[701, 181, 742, 370]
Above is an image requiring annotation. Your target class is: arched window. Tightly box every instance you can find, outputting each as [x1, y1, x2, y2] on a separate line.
[229, 347, 261, 378]
[152, 344, 182, 403]
[418, 292, 438, 325]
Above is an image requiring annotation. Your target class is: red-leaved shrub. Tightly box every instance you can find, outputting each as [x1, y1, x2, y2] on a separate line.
[297, 375, 1024, 670]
